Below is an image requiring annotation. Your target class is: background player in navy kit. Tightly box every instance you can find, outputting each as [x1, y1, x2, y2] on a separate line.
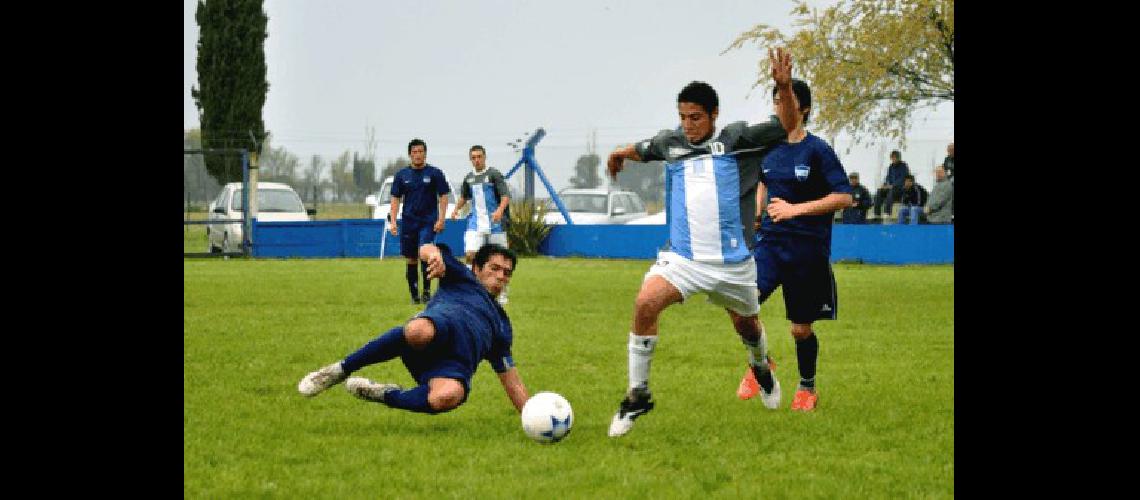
[737, 79, 853, 412]
[389, 139, 452, 304]
[602, 48, 800, 438]
[297, 243, 529, 415]
[450, 145, 512, 304]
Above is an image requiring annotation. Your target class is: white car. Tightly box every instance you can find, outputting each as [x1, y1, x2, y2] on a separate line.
[626, 210, 666, 225]
[365, 175, 460, 224]
[207, 182, 312, 253]
[542, 188, 648, 225]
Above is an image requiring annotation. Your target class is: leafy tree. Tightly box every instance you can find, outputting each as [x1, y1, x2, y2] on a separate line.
[724, 0, 953, 146]
[352, 153, 378, 197]
[379, 157, 409, 182]
[301, 155, 326, 205]
[191, 0, 269, 183]
[569, 153, 601, 189]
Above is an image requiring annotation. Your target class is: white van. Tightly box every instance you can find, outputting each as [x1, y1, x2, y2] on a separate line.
[365, 175, 460, 224]
[207, 182, 312, 253]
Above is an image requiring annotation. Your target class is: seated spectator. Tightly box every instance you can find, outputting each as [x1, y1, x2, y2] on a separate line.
[841, 172, 872, 224]
[942, 142, 954, 179]
[896, 174, 927, 225]
[925, 165, 953, 224]
[873, 150, 909, 217]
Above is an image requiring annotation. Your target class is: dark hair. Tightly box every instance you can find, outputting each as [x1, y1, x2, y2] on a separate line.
[473, 243, 517, 271]
[890, 150, 901, 159]
[904, 174, 915, 182]
[469, 145, 486, 155]
[772, 78, 812, 123]
[408, 138, 427, 154]
[677, 81, 719, 116]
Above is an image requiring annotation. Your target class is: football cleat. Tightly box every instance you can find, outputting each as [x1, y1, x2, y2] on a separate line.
[297, 362, 347, 397]
[345, 377, 402, 404]
[737, 358, 780, 410]
[607, 386, 655, 437]
[790, 388, 818, 412]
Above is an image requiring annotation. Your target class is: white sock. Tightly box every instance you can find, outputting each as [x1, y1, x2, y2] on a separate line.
[743, 324, 769, 372]
[628, 333, 658, 391]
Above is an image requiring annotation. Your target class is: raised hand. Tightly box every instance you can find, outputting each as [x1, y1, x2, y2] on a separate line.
[769, 47, 793, 87]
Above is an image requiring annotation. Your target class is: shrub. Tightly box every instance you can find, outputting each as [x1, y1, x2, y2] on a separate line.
[506, 200, 552, 256]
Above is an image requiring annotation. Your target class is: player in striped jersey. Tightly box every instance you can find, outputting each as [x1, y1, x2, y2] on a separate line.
[604, 48, 801, 438]
[450, 145, 512, 304]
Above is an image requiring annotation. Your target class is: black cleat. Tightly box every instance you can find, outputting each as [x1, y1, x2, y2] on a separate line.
[607, 386, 654, 437]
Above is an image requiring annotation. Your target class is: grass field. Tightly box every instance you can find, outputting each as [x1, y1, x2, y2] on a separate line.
[184, 257, 953, 498]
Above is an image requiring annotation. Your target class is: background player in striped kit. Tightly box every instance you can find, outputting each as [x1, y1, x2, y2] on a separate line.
[603, 48, 801, 438]
[450, 145, 512, 304]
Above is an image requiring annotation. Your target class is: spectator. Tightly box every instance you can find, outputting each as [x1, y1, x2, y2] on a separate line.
[840, 172, 872, 224]
[873, 150, 909, 217]
[942, 142, 954, 179]
[896, 174, 927, 225]
[925, 165, 954, 224]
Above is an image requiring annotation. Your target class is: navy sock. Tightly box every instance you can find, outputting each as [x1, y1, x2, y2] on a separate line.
[341, 327, 406, 373]
[405, 264, 419, 297]
[795, 333, 819, 389]
[384, 384, 442, 414]
[420, 261, 431, 294]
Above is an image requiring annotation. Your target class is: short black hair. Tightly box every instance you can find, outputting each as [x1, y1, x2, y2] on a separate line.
[469, 145, 485, 155]
[677, 81, 719, 116]
[890, 150, 901, 159]
[408, 138, 427, 154]
[904, 174, 915, 182]
[772, 78, 812, 123]
[473, 243, 517, 272]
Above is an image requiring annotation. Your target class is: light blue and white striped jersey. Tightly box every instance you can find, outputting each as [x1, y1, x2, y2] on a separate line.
[635, 118, 786, 264]
[460, 167, 510, 234]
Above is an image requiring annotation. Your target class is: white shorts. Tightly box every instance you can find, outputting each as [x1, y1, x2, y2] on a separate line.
[463, 231, 508, 254]
[644, 251, 759, 316]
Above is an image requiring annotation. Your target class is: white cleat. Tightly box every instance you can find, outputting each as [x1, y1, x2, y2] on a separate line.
[297, 362, 346, 397]
[759, 374, 781, 410]
[345, 377, 402, 403]
[607, 387, 654, 437]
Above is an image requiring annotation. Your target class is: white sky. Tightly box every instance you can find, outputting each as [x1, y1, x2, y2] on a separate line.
[184, 0, 954, 193]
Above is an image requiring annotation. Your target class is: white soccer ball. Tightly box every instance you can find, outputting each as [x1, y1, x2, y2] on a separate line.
[520, 391, 573, 444]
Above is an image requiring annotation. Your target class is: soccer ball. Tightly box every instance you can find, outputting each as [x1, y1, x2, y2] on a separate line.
[520, 392, 573, 444]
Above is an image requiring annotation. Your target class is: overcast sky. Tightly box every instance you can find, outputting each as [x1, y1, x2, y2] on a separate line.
[184, 0, 953, 193]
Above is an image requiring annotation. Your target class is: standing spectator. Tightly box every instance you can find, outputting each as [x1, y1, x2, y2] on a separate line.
[841, 172, 872, 224]
[942, 142, 954, 179]
[873, 151, 909, 218]
[925, 165, 954, 224]
[896, 174, 928, 225]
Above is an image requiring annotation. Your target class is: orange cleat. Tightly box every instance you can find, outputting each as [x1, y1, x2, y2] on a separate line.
[790, 388, 818, 411]
[736, 358, 777, 401]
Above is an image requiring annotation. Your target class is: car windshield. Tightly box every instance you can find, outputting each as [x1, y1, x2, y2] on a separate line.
[560, 194, 608, 214]
[231, 189, 305, 212]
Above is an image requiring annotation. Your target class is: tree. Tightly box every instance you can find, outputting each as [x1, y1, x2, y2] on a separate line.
[302, 155, 326, 205]
[192, 0, 269, 184]
[569, 153, 601, 189]
[329, 151, 353, 202]
[724, 0, 953, 146]
[379, 157, 409, 183]
[353, 153, 378, 197]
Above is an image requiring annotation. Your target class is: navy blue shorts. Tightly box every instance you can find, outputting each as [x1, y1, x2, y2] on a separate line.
[399, 221, 438, 259]
[752, 235, 838, 324]
[402, 306, 477, 399]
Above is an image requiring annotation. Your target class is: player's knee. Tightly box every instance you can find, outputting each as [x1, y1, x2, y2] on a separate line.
[428, 383, 465, 412]
[733, 315, 759, 339]
[790, 324, 813, 339]
[404, 318, 436, 349]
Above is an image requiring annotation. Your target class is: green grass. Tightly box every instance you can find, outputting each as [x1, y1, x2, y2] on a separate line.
[185, 258, 953, 498]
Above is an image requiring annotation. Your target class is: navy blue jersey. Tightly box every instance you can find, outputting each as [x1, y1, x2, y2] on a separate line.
[758, 133, 852, 242]
[417, 244, 514, 376]
[392, 165, 451, 225]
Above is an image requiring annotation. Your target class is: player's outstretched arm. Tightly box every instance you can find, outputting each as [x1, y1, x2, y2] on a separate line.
[769, 47, 800, 133]
[767, 193, 853, 223]
[419, 244, 446, 279]
[607, 145, 641, 180]
[496, 367, 529, 413]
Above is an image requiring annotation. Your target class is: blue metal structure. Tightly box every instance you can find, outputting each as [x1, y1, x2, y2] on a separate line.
[502, 128, 575, 224]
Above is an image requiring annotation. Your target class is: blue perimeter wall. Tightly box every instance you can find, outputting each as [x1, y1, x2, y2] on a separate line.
[252, 219, 953, 264]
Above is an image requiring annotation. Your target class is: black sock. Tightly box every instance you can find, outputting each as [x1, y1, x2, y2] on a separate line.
[751, 364, 775, 392]
[795, 333, 818, 389]
[405, 264, 419, 297]
[420, 261, 431, 295]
